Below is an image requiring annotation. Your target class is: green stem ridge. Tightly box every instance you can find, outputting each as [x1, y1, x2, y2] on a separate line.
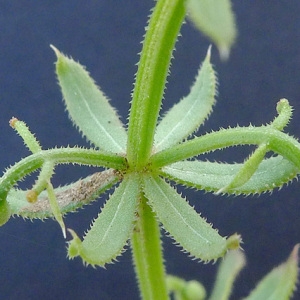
[131, 195, 168, 300]
[127, 0, 185, 169]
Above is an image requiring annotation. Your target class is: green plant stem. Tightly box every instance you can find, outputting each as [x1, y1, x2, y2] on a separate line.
[127, 0, 185, 170]
[0, 147, 126, 197]
[131, 195, 168, 300]
[150, 126, 300, 168]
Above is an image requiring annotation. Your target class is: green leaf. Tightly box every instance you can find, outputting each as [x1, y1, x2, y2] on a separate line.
[142, 175, 240, 262]
[161, 156, 298, 195]
[7, 169, 119, 219]
[209, 249, 246, 300]
[68, 174, 140, 266]
[51, 45, 127, 153]
[244, 244, 299, 300]
[186, 0, 237, 60]
[154, 46, 216, 152]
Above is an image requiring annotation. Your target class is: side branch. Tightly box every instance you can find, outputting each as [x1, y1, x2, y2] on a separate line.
[150, 126, 300, 170]
[0, 147, 126, 199]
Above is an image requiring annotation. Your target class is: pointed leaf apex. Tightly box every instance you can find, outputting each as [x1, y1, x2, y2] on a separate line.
[50, 44, 60, 57]
[289, 243, 300, 263]
[206, 45, 212, 61]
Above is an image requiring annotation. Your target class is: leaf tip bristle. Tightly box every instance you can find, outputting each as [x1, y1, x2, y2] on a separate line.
[50, 44, 60, 57]
[207, 44, 212, 60]
[290, 243, 300, 263]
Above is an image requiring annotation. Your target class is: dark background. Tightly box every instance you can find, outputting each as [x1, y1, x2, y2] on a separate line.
[1, 1, 300, 299]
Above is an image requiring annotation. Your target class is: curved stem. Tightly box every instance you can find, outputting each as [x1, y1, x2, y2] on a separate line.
[127, 0, 185, 170]
[150, 126, 300, 169]
[0, 147, 126, 198]
[131, 195, 168, 300]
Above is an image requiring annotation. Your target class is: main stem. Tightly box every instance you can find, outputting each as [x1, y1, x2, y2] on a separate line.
[131, 195, 168, 300]
[126, 0, 185, 169]
[128, 1, 185, 299]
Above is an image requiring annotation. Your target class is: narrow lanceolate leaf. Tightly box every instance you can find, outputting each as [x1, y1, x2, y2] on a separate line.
[186, 0, 237, 60]
[7, 169, 119, 219]
[244, 244, 299, 300]
[209, 250, 246, 300]
[154, 46, 216, 152]
[68, 174, 140, 267]
[142, 175, 240, 262]
[51, 45, 127, 153]
[161, 156, 298, 195]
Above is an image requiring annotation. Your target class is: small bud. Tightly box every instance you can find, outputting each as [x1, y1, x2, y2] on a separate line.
[26, 190, 38, 203]
[182, 280, 206, 300]
[9, 117, 18, 128]
[9, 117, 42, 153]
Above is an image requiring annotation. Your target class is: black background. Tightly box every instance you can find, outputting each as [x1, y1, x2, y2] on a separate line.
[1, 1, 300, 299]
